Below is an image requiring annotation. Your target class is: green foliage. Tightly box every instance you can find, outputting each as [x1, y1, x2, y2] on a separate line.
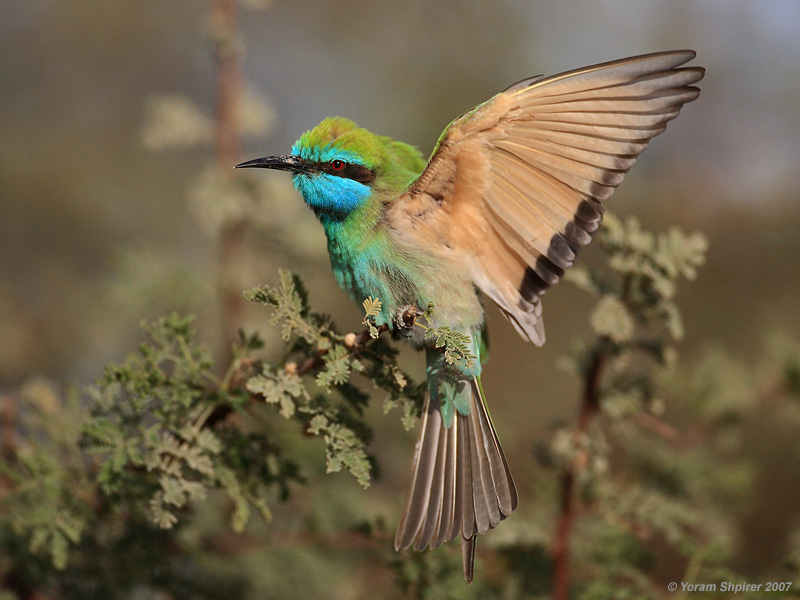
[247, 368, 308, 419]
[424, 325, 477, 368]
[0, 381, 91, 572]
[568, 213, 707, 346]
[80, 314, 297, 533]
[0, 380, 250, 599]
[245, 269, 324, 344]
[0, 316, 304, 598]
[244, 270, 425, 488]
[539, 215, 800, 599]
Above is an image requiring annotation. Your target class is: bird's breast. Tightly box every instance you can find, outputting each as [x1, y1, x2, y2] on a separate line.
[321, 208, 484, 332]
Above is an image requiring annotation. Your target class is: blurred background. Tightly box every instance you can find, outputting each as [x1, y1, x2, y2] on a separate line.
[2, 1, 800, 598]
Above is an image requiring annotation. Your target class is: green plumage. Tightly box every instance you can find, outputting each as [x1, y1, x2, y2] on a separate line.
[292, 118, 487, 336]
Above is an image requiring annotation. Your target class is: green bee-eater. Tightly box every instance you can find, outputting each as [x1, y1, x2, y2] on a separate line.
[237, 50, 704, 581]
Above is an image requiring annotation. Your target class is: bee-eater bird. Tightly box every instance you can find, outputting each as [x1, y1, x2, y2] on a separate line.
[237, 50, 704, 582]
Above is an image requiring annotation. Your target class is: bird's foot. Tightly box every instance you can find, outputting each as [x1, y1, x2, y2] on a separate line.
[392, 305, 420, 336]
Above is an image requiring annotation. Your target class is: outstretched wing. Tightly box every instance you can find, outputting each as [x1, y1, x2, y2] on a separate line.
[385, 50, 704, 345]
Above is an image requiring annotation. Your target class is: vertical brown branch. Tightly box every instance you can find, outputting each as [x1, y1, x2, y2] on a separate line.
[213, 0, 240, 169]
[552, 345, 605, 600]
[0, 393, 17, 490]
[212, 0, 243, 366]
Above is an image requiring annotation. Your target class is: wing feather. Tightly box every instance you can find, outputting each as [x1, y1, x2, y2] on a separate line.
[491, 148, 593, 223]
[509, 127, 653, 155]
[517, 119, 668, 142]
[385, 50, 703, 344]
[484, 163, 565, 252]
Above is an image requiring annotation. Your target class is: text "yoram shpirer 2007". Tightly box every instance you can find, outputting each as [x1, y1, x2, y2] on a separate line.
[671, 581, 792, 594]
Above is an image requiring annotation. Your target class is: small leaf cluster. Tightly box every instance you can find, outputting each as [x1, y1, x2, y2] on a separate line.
[362, 296, 383, 339]
[568, 213, 707, 346]
[244, 270, 326, 344]
[424, 325, 477, 368]
[245, 270, 426, 488]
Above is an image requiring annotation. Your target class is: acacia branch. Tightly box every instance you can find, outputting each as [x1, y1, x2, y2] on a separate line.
[287, 323, 391, 377]
[206, 322, 391, 428]
[552, 341, 606, 600]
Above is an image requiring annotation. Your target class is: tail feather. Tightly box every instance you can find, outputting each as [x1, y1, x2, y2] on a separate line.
[433, 416, 458, 548]
[416, 413, 449, 550]
[467, 407, 498, 533]
[457, 410, 475, 543]
[394, 377, 517, 581]
[394, 398, 441, 550]
[461, 536, 476, 583]
[473, 378, 518, 516]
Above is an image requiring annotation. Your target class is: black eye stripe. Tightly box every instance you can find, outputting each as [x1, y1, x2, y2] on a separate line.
[319, 162, 376, 185]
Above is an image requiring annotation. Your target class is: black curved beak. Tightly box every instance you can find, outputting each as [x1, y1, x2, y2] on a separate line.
[234, 154, 311, 174]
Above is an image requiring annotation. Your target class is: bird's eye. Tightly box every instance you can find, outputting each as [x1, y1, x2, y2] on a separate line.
[330, 160, 345, 171]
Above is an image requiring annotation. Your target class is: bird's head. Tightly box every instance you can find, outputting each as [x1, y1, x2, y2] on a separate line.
[236, 117, 425, 219]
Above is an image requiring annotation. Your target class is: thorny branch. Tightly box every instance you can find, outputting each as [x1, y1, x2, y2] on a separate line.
[286, 323, 391, 379]
[205, 320, 393, 429]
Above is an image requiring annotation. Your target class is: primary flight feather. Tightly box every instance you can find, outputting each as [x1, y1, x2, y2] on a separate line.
[236, 50, 704, 582]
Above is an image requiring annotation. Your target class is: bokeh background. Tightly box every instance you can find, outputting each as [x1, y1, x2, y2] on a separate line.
[2, 1, 800, 598]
